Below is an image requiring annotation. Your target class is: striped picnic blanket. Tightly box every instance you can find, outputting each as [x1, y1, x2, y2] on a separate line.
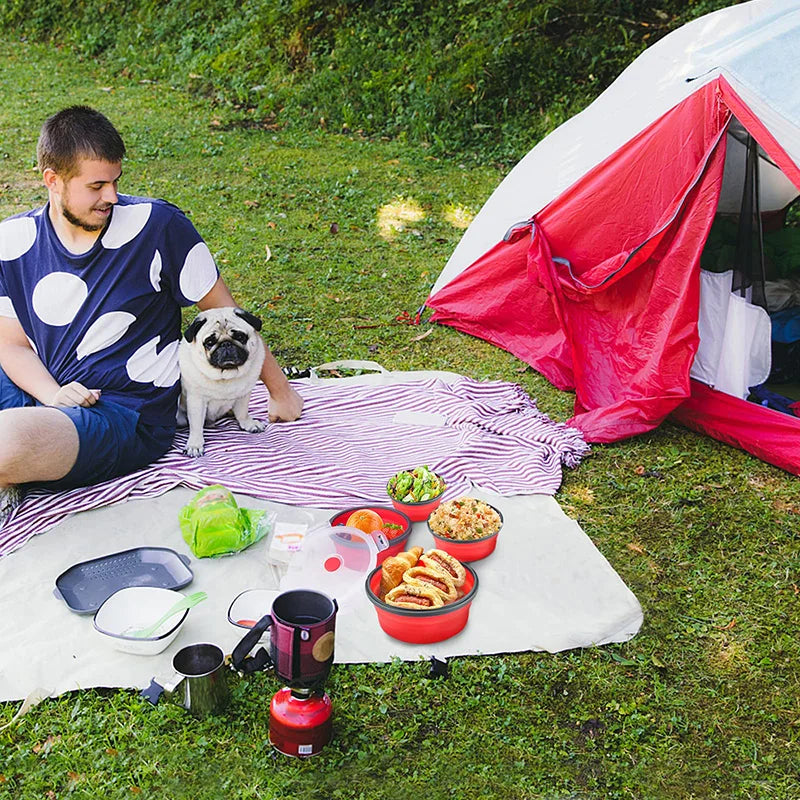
[0, 374, 589, 557]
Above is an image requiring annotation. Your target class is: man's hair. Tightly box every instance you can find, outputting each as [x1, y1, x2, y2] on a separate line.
[37, 105, 125, 177]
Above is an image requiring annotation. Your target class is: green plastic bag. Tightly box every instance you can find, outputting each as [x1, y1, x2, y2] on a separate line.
[179, 485, 273, 558]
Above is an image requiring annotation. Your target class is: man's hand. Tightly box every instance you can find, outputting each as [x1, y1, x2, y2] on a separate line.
[50, 382, 101, 408]
[267, 384, 304, 423]
[196, 275, 305, 424]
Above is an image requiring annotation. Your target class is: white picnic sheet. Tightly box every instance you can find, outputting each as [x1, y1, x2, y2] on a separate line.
[0, 486, 642, 702]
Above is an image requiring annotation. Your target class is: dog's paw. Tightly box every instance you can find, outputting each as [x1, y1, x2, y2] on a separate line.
[183, 443, 205, 458]
[241, 418, 267, 433]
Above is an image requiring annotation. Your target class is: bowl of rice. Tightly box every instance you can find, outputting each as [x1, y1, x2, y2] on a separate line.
[426, 497, 504, 562]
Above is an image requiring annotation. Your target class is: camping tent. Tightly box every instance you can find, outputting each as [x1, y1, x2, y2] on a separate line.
[426, 0, 800, 474]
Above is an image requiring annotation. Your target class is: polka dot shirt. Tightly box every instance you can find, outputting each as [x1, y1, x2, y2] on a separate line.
[0, 195, 219, 425]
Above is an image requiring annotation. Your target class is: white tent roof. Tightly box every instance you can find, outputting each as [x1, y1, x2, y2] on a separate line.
[434, 0, 800, 295]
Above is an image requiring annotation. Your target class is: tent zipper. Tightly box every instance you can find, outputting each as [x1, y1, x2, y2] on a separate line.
[563, 114, 732, 291]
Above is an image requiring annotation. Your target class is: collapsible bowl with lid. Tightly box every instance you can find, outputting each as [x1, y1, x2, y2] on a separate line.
[365, 564, 478, 644]
[328, 506, 412, 565]
[427, 499, 504, 562]
[93, 586, 190, 655]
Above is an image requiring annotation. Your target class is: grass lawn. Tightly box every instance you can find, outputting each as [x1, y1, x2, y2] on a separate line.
[0, 37, 798, 800]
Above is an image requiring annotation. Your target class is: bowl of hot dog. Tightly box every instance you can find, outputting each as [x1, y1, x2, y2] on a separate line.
[426, 497, 503, 562]
[365, 546, 478, 643]
[329, 506, 412, 566]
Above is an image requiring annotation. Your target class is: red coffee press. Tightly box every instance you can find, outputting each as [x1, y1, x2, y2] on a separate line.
[231, 589, 337, 758]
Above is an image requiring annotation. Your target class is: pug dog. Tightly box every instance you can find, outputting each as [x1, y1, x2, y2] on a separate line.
[177, 307, 267, 457]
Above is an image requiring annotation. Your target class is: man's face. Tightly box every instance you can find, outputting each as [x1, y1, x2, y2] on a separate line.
[49, 158, 122, 233]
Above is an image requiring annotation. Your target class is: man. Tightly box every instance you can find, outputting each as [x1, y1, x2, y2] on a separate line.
[0, 106, 303, 521]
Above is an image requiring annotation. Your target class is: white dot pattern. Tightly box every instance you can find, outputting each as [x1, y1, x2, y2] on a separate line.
[179, 241, 218, 302]
[126, 336, 181, 388]
[149, 249, 163, 292]
[0, 296, 16, 318]
[76, 311, 136, 361]
[32, 272, 88, 326]
[0, 217, 37, 261]
[101, 202, 152, 250]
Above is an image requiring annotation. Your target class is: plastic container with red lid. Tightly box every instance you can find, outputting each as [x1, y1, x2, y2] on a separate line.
[328, 506, 412, 565]
[279, 523, 379, 608]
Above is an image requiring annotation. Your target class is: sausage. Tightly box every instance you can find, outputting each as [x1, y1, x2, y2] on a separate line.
[420, 549, 466, 588]
[404, 566, 457, 602]
[384, 583, 444, 610]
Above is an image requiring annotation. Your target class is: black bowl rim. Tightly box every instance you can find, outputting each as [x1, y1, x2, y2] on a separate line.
[328, 503, 413, 541]
[426, 500, 504, 544]
[365, 563, 478, 617]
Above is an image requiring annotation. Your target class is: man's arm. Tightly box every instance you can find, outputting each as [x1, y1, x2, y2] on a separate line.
[0, 317, 99, 407]
[196, 277, 304, 422]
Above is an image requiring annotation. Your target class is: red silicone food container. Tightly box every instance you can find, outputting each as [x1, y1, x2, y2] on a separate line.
[365, 564, 478, 644]
[328, 506, 412, 565]
[388, 495, 443, 522]
[427, 503, 503, 563]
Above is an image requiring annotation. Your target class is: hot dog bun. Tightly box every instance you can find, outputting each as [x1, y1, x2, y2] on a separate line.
[419, 549, 466, 588]
[378, 546, 424, 599]
[404, 565, 457, 602]
[384, 583, 444, 609]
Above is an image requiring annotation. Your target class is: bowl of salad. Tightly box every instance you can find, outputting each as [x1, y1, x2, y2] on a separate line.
[386, 465, 447, 522]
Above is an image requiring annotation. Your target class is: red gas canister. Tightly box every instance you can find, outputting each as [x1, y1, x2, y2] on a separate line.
[269, 688, 333, 758]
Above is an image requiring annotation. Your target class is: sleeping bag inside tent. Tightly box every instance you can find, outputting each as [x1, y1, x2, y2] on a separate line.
[426, 0, 800, 475]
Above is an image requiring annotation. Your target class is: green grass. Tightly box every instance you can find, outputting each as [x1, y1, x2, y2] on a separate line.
[0, 37, 798, 800]
[0, 0, 742, 158]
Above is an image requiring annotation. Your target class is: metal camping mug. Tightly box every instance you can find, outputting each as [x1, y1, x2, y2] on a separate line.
[141, 643, 229, 717]
[231, 589, 337, 690]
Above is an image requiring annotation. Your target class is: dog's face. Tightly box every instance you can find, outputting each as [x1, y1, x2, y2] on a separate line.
[178, 307, 267, 456]
[183, 307, 264, 373]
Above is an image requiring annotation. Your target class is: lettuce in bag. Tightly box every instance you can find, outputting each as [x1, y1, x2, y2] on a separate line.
[179, 485, 273, 558]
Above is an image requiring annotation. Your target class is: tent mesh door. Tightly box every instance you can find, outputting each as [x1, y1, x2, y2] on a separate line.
[731, 134, 768, 311]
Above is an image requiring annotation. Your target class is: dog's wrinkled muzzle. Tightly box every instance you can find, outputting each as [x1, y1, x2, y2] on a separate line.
[209, 340, 248, 369]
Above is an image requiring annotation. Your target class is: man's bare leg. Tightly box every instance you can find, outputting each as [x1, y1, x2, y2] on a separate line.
[0, 407, 80, 486]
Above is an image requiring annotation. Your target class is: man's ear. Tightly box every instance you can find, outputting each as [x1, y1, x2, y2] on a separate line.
[42, 168, 61, 192]
[234, 308, 263, 332]
[184, 314, 207, 342]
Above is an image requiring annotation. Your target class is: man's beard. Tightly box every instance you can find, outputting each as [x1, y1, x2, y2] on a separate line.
[62, 203, 109, 232]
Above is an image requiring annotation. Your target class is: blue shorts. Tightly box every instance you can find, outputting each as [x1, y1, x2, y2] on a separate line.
[0, 367, 175, 491]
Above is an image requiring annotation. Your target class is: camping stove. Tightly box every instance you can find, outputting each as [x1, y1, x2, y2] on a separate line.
[269, 687, 333, 757]
[230, 580, 343, 758]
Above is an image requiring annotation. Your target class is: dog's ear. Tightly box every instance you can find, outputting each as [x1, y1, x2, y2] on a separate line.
[234, 308, 263, 332]
[184, 314, 207, 342]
